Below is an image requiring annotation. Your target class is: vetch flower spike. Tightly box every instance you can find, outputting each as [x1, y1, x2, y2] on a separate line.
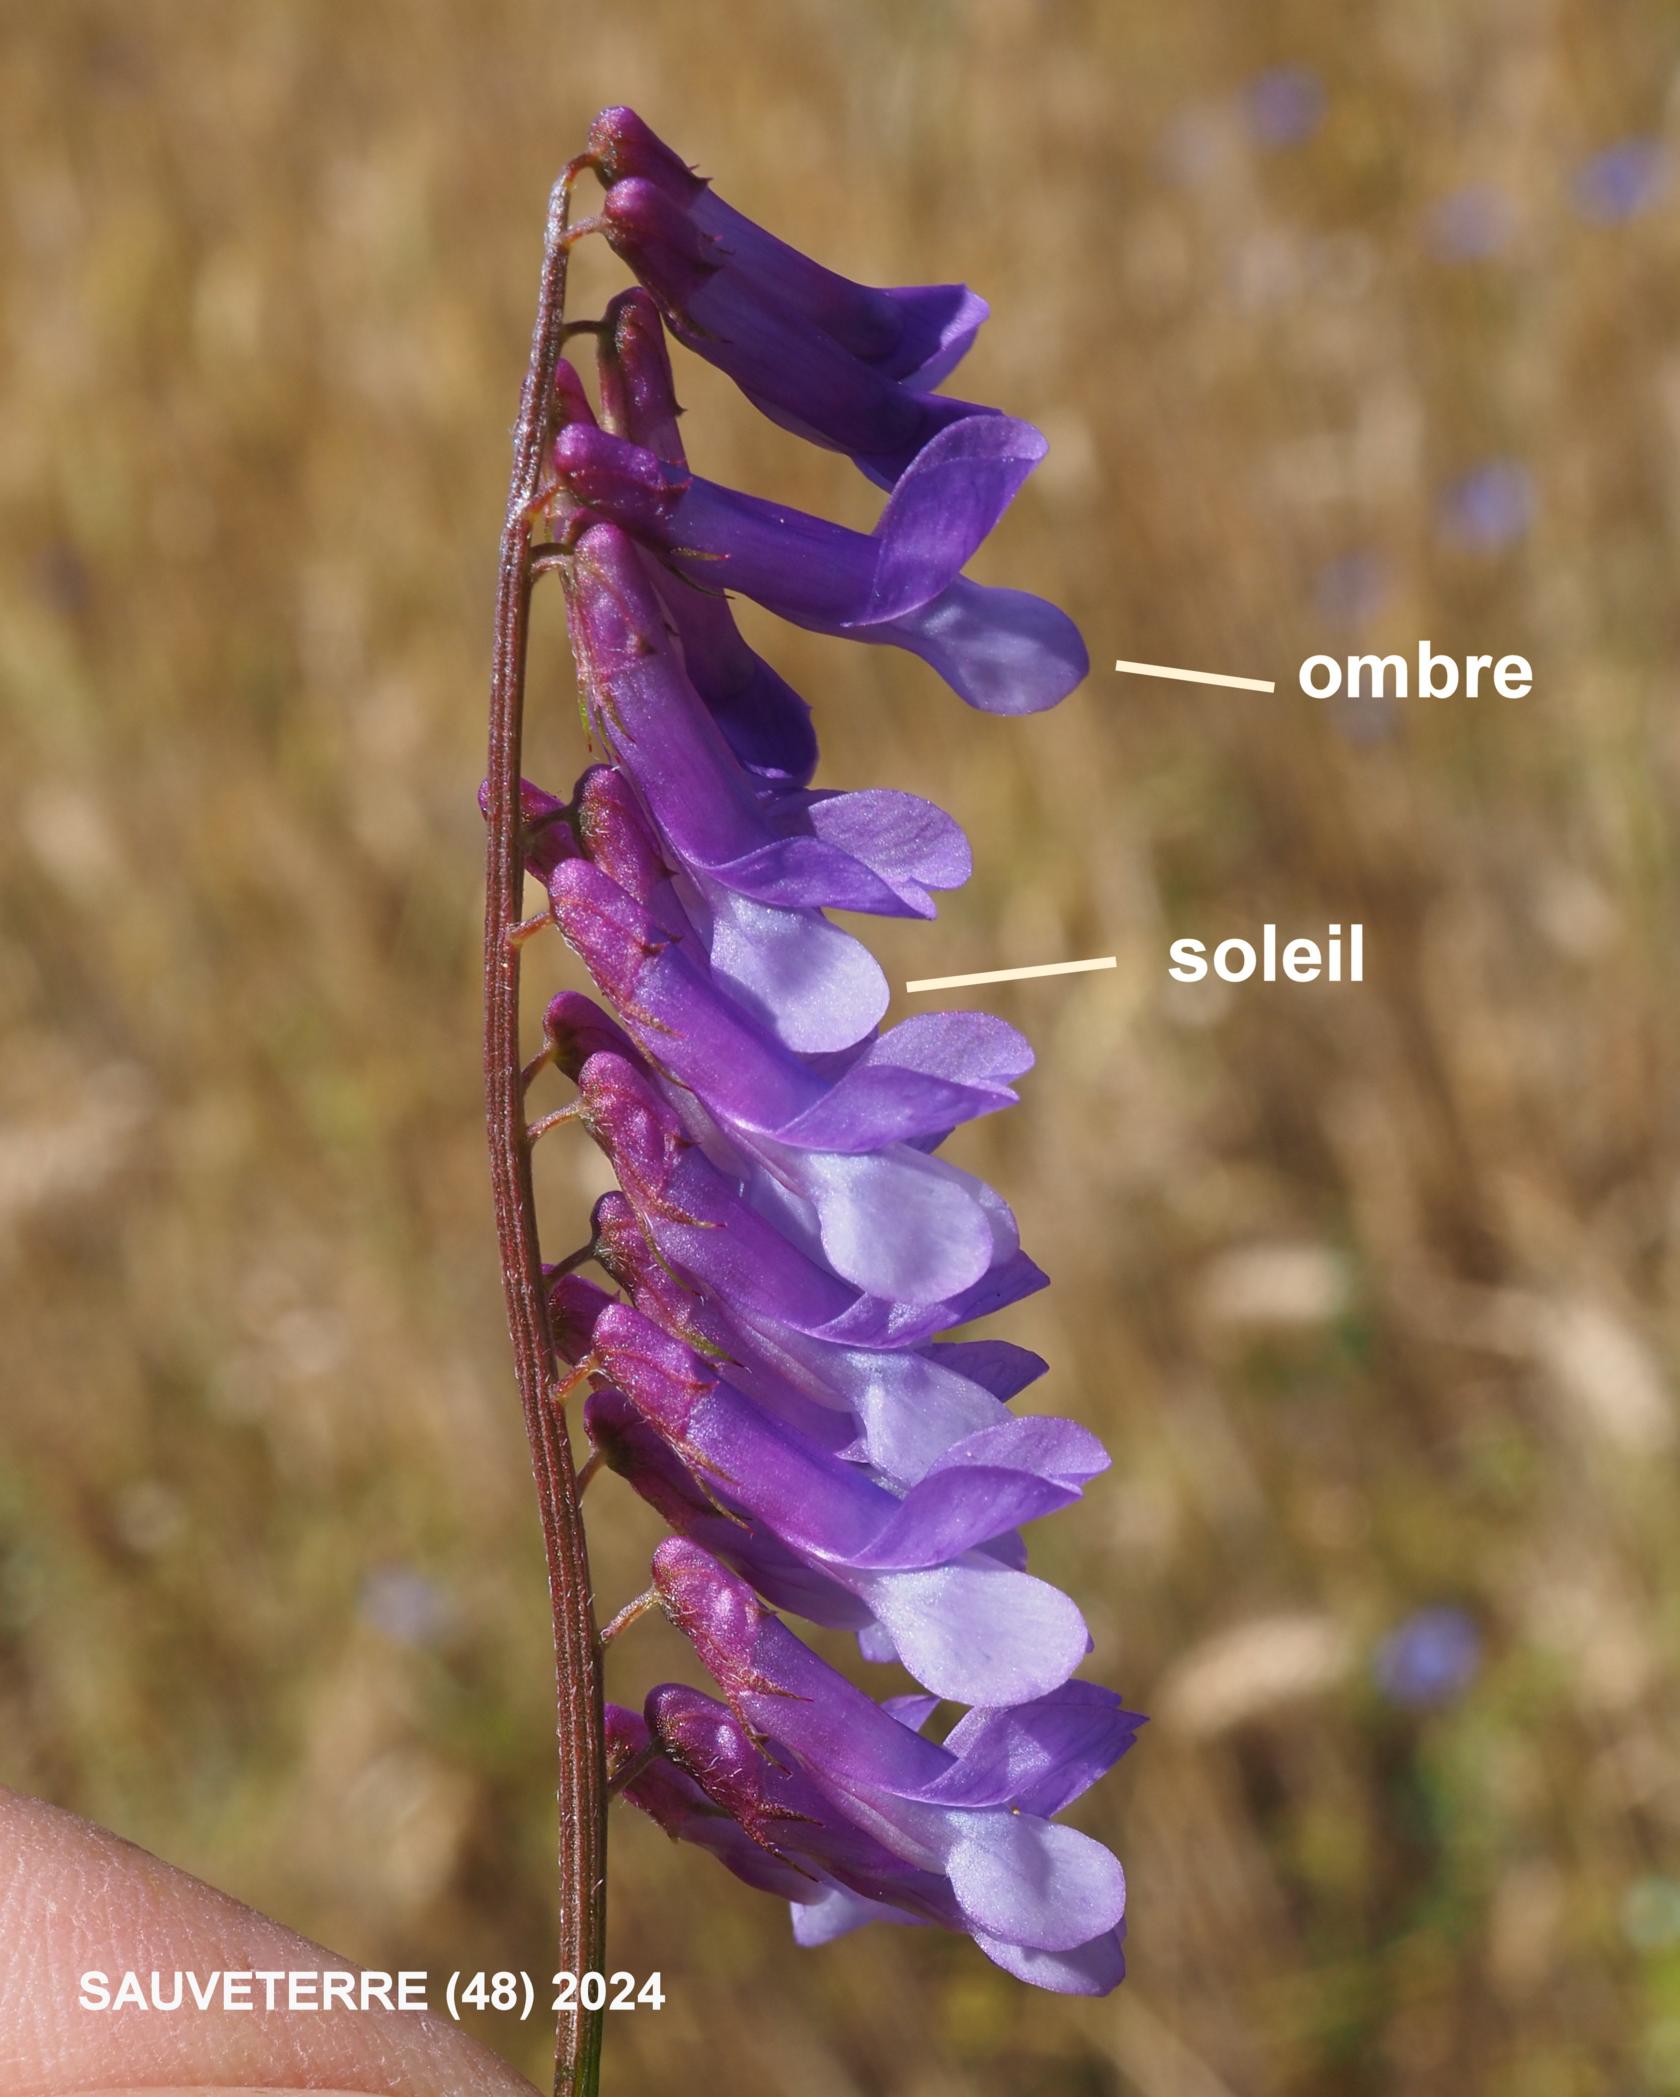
[482, 113, 1120, 2092]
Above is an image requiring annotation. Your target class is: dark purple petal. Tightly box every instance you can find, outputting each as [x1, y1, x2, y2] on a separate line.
[659, 575, 820, 784]
[586, 107, 988, 387]
[926, 1337, 1048, 1401]
[598, 175, 994, 489]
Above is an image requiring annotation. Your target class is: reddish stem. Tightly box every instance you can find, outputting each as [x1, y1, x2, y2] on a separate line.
[483, 163, 606, 2097]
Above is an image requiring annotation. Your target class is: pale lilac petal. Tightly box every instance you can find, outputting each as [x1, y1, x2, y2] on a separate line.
[791, 1885, 927, 1945]
[971, 1927, 1125, 1996]
[860, 1564, 1091, 1704]
[945, 1818, 1126, 1951]
[775, 1146, 1001, 1304]
[696, 883, 887, 1054]
[882, 1693, 942, 1733]
[890, 579, 1091, 715]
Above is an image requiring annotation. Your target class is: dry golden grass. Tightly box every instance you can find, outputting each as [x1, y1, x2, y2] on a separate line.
[4, 3, 1679, 2091]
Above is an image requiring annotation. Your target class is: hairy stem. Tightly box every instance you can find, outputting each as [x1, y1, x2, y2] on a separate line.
[483, 162, 607, 2097]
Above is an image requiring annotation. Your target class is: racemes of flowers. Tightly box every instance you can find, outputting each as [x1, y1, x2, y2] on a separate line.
[484, 108, 1138, 2082]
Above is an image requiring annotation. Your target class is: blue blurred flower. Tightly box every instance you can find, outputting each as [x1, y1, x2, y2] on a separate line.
[1374, 1607, 1481, 1708]
[1428, 185, 1516, 261]
[1574, 140, 1668, 224]
[1246, 66, 1325, 150]
[1438, 460, 1535, 553]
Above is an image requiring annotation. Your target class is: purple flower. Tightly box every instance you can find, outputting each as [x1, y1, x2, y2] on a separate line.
[593, 172, 996, 489]
[588, 1187, 1045, 1484]
[1437, 460, 1535, 554]
[1245, 66, 1325, 150]
[614, 1691, 953, 1940]
[556, 1281, 1103, 1704]
[551, 424, 1088, 716]
[586, 107, 988, 391]
[490, 110, 1125, 1997]
[646, 1543, 1139, 1992]
[1573, 140, 1668, 225]
[547, 864, 1028, 1150]
[564, 746, 896, 1057]
[357, 1565, 451, 1647]
[543, 943, 1032, 1308]
[1314, 550, 1391, 626]
[549, 1025, 1046, 1340]
[564, 520, 972, 922]
[1373, 1607, 1481, 1709]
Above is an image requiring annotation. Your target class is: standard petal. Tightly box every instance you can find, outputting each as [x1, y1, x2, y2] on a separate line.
[864, 416, 1047, 619]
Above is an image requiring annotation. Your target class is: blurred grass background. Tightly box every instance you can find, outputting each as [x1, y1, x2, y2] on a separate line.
[4, 2, 1680, 2092]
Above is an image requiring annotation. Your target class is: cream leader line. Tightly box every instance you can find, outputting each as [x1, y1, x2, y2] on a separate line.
[1114, 657, 1277, 692]
[906, 956, 1119, 995]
